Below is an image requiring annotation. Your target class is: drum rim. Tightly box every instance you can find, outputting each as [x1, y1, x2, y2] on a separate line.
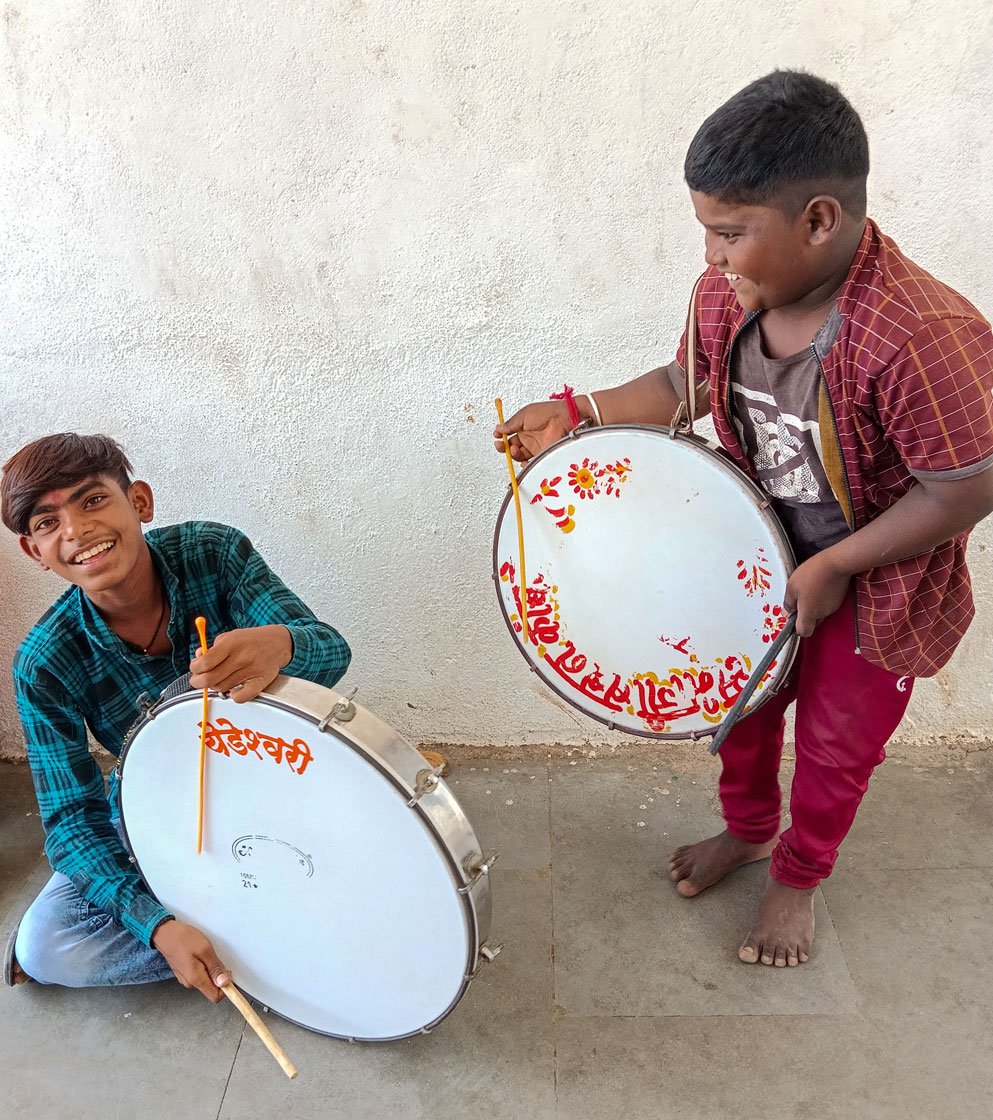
[118, 677, 491, 1041]
[491, 423, 799, 740]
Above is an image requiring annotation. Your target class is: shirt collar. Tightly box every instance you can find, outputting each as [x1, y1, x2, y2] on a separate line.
[834, 219, 878, 320]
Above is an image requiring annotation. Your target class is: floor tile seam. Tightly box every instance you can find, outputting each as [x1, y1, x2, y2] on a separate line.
[215, 1024, 247, 1120]
[551, 1010, 872, 1023]
[816, 881, 865, 1021]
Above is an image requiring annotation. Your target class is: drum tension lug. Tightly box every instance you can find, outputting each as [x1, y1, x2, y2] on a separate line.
[459, 849, 500, 893]
[407, 764, 446, 806]
[466, 942, 504, 980]
[318, 687, 359, 731]
[135, 691, 158, 718]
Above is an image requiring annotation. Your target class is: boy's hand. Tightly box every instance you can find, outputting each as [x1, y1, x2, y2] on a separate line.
[152, 919, 231, 1003]
[189, 624, 292, 702]
[493, 400, 576, 463]
[784, 552, 851, 638]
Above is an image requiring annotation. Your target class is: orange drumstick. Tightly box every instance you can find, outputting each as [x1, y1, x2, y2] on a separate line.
[495, 399, 528, 643]
[195, 616, 209, 854]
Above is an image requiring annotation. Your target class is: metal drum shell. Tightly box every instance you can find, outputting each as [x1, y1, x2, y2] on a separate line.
[118, 674, 492, 1040]
[492, 424, 799, 739]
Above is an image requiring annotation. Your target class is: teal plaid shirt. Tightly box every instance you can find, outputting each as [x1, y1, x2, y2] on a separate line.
[13, 521, 351, 945]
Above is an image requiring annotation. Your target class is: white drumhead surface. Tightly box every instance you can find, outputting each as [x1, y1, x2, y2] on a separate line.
[495, 427, 795, 737]
[120, 695, 472, 1039]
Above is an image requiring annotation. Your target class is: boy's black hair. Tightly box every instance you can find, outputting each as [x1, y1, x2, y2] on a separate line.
[684, 70, 869, 217]
[1, 433, 134, 535]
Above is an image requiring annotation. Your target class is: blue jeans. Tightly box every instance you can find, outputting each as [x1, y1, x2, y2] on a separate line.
[14, 822, 175, 987]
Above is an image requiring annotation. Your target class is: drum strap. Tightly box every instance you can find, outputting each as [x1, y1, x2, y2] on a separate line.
[158, 672, 195, 703]
[678, 272, 709, 435]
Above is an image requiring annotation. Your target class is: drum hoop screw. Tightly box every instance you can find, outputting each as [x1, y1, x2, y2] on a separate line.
[318, 687, 358, 731]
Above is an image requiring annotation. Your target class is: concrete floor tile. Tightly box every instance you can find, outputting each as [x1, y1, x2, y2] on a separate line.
[840, 761, 993, 871]
[0, 980, 245, 1120]
[550, 763, 857, 1016]
[822, 866, 993, 1021]
[218, 1011, 557, 1120]
[458, 868, 553, 1016]
[554, 1011, 993, 1120]
[0, 764, 47, 925]
[446, 760, 550, 870]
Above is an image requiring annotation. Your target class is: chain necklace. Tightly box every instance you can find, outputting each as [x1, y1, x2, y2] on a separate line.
[138, 593, 168, 654]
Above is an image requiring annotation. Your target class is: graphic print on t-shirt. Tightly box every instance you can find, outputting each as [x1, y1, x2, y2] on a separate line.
[734, 383, 824, 503]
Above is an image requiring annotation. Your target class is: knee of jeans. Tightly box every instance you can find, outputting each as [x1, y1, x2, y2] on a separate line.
[15, 891, 112, 987]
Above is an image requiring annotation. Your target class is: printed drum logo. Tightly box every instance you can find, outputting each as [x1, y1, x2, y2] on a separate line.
[197, 718, 314, 776]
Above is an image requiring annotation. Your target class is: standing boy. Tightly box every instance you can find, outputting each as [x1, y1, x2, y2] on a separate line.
[3, 433, 350, 997]
[494, 71, 993, 967]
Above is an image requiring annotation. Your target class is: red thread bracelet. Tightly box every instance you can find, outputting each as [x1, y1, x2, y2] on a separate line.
[550, 384, 581, 427]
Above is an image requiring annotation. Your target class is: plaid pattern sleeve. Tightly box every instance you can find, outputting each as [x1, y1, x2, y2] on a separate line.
[876, 317, 993, 476]
[13, 520, 351, 945]
[218, 528, 352, 686]
[14, 654, 174, 945]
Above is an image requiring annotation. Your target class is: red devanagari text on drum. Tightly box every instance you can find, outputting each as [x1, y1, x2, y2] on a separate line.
[199, 718, 314, 776]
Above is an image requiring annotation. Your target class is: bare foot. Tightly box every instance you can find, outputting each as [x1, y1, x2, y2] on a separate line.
[667, 829, 777, 897]
[738, 876, 815, 967]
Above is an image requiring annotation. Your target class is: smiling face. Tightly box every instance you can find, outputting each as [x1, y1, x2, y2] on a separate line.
[690, 190, 838, 315]
[19, 474, 154, 597]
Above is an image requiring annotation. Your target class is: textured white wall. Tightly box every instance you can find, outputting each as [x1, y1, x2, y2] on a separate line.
[2, 0, 992, 759]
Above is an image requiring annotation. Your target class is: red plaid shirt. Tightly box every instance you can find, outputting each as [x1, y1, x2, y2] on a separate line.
[677, 220, 993, 677]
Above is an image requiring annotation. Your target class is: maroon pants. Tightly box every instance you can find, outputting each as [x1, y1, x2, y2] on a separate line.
[719, 593, 913, 889]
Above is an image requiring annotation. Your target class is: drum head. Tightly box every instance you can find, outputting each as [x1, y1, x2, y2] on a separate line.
[494, 426, 797, 738]
[119, 681, 485, 1040]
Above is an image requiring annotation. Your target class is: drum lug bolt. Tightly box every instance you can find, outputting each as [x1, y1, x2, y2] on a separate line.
[459, 849, 500, 893]
[135, 691, 158, 718]
[467, 941, 505, 979]
[318, 687, 359, 731]
[407, 765, 445, 806]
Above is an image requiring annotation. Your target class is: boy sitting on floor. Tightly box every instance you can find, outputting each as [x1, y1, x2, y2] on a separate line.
[3, 433, 350, 999]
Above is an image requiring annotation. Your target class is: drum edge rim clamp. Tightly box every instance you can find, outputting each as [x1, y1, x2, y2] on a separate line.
[407, 764, 445, 806]
[318, 686, 359, 731]
[459, 849, 500, 894]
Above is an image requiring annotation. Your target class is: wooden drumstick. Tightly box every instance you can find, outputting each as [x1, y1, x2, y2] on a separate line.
[195, 616, 209, 854]
[708, 614, 797, 756]
[495, 398, 529, 643]
[222, 982, 299, 1079]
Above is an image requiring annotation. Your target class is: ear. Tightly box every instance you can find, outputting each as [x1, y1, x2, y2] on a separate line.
[128, 480, 155, 524]
[19, 534, 49, 570]
[803, 196, 844, 245]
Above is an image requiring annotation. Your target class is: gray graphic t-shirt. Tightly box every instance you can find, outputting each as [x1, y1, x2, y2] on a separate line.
[730, 309, 851, 560]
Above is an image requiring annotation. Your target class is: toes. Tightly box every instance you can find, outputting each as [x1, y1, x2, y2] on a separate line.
[675, 878, 701, 898]
[773, 944, 787, 968]
[787, 945, 799, 967]
[738, 936, 761, 964]
[798, 948, 810, 964]
[760, 945, 776, 966]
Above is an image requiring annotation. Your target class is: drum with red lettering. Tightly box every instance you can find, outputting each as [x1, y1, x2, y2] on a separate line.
[493, 425, 798, 738]
[118, 675, 500, 1040]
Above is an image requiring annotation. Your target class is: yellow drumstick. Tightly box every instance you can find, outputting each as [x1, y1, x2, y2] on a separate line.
[222, 982, 298, 1079]
[195, 616, 209, 855]
[495, 399, 528, 643]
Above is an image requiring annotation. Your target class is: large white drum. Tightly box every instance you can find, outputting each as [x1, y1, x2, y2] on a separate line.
[493, 425, 798, 738]
[118, 675, 498, 1040]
